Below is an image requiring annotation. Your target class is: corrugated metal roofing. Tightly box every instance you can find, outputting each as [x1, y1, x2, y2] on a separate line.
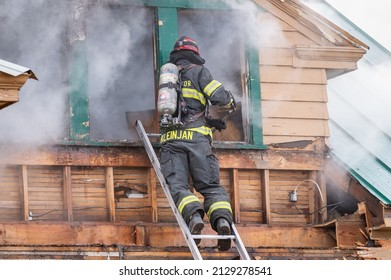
[328, 96, 391, 205]
[302, 0, 391, 205]
[0, 58, 37, 79]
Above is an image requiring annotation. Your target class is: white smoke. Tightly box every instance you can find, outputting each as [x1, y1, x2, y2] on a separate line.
[177, 0, 284, 97]
[86, 5, 154, 140]
[0, 1, 155, 143]
[0, 0, 70, 144]
[302, 0, 391, 195]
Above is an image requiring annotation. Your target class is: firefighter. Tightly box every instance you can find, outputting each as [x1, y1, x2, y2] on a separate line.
[159, 36, 236, 251]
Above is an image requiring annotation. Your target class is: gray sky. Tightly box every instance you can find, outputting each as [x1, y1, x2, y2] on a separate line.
[326, 0, 391, 50]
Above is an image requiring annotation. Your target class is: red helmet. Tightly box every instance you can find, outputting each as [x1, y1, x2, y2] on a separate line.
[173, 36, 200, 55]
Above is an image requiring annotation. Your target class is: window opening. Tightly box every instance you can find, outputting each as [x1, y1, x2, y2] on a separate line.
[178, 9, 248, 142]
[86, 5, 155, 141]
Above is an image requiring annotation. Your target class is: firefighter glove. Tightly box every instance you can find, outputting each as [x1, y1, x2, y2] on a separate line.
[205, 117, 227, 131]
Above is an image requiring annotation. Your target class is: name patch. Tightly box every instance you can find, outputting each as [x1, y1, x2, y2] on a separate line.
[160, 130, 194, 143]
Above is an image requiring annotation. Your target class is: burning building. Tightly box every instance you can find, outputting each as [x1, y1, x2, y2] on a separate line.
[0, 0, 389, 260]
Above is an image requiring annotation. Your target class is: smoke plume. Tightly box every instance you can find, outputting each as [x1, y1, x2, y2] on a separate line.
[0, 0, 70, 144]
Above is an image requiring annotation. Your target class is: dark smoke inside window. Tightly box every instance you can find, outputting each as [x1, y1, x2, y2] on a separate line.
[87, 6, 155, 141]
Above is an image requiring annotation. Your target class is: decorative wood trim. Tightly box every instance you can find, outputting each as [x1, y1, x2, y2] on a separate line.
[0, 73, 33, 109]
[254, 0, 368, 50]
[292, 45, 365, 70]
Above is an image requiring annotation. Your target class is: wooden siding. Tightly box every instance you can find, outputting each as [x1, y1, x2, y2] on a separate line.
[113, 167, 151, 223]
[71, 167, 107, 222]
[0, 163, 323, 227]
[269, 170, 311, 224]
[257, 11, 330, 145]
[28, 166, 64, 221]
[0, 166, 21, 221]
[237, 169, 264, 224]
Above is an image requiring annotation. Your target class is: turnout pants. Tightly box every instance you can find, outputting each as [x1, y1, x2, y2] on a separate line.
[160, 134, 232, 231]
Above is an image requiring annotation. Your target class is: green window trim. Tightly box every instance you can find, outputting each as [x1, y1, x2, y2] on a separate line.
[67, 0, 266, 149]
[157, 7, 178, 66]
[68, 41, 90, 142]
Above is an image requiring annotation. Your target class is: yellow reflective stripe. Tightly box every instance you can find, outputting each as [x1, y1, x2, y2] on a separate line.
[207, 201, 232, 217]
[203, 80, 222, 97]
[186, 126, 213, 139]
[178, 195, 200, 214]
[182, 88, 206, 106]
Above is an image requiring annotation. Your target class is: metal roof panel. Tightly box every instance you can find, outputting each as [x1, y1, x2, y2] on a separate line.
[0, 58, 37, 79]
[329, 121, 391, 204]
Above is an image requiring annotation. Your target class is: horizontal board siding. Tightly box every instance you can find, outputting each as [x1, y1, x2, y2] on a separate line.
[28, 166, 64, 221]
[269, 170, 311, 225]
[260, 65, 327, 84]
[0, 164, 318, 228]
[238, 170, 263, 224]
[156, 181, 175, 223]
[261, 83, 328, 102]
[262, 100, 328, 119]
[0, 165, 21, 221]
[113, 167, 151, 222]
[263, 118, 330, 137]
[257, 10, 330, 145]
[71, 166, 107, 222]
[259, 47, 292, 66]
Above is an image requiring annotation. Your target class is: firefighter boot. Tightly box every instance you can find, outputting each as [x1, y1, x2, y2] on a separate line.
[188, 212, 204, 245]
[216, 218, 231, 251]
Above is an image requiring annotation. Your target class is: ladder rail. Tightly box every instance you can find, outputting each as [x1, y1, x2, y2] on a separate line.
[135, 120, 203, 260]
[232, 223, 251, 260]
[135, 120, 251, 260]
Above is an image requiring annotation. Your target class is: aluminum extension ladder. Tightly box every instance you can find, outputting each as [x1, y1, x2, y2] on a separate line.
[135, 120, 251, 260]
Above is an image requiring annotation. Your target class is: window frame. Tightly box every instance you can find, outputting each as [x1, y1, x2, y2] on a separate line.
[67, 0, 266, 149]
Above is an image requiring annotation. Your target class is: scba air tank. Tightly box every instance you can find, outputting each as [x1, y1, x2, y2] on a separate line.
[157, 63, 179, 116]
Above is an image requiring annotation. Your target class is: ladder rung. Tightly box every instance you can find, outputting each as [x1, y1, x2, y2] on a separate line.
[192, 234, 236, 240]
[147, 133, 161, 137]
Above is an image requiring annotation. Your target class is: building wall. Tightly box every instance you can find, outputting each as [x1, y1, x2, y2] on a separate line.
[258, 12, 329, 145]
